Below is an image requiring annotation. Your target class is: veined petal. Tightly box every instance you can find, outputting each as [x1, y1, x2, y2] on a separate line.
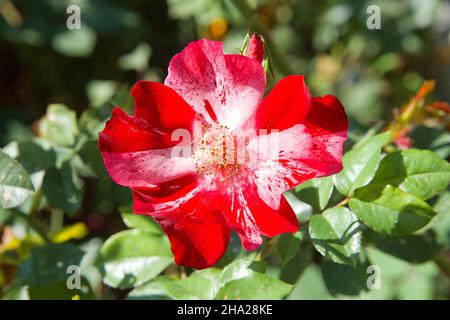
[245, 75, 312, 131]
[133, 177, 230, 269]
[99, 82, 198, 187]
[161, 213, 230, 270]
[102, 148, 196, 188]
[164, 39, 266, 129]
[248, 95, 347, 210]
[131, 81, 197, 130]
[222, 182, 298, 250]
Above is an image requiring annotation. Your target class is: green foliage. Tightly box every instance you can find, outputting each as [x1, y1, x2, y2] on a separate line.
[38, 104, 79, 147]
[309, 207, 361, 266]
[350, 185, 436, 235]
[0, 0, 449, 301]
[0, 150, 34, 209]
[119, 205, 162, 235]
[43, 161, 84, 216]
[354, 149, 450, 200]
[129, 256, 292, 300]
[99, 230, 172, 289]
[293, 176, 333, 212]
[334, 132, 391, 196]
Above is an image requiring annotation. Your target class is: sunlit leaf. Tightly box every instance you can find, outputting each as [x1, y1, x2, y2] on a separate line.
[119, 205, 162, 235]
[99, 229, 172, 289]
[309, 207, 361, 265]
[0, 150, 34, 209]
[215, 272, 292, 300]
[355, 149, 450, 200]
[350, 185, 436, 235]
[38, 104, 79, 147]
[334, 132, 390, 196]
[293, 176, 334, 212]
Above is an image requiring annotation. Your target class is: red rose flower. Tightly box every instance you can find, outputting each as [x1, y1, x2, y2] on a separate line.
[99, 38, 348, 269]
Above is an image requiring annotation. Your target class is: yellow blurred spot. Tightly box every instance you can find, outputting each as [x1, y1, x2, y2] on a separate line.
[209, 18, 228, 40]
[52, 223, 88, 243]
[315, 54, 341, 82]
[0, 228, 20, 254]
[0, 0, 23, 28]
[72, 294, 80, 300]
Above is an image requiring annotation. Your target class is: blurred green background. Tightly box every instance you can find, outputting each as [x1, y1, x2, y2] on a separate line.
[1, 0, 450, 300]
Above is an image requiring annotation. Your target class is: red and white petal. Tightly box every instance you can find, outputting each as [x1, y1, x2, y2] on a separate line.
[131, 81, 197, 131]
[102, 148, 196, 188]
[164, 39, 266, 129]
[99, 81, 199, 188]
[133, 177, 230, 269]
[161, 213, 231, 270]
[99, 107, 166, 154]
[132, 175, 202, 218]
[248, 95, 347, 210]
[222, 182, 299, 250]
[245, 75, 312, 131]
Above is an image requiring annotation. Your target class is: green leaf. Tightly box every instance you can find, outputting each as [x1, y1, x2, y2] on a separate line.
[355, 149, 450, 200]
[99, 229, 172, 289]
[293, 176, 334, 212]
[320, 254, 371, 297]
[16, 139, 56, 173]
[411, 126, 450, 159]
[38, 104, 79, 147]
[18, 243, 84, 287]
[350, 185, 436, 235]
[119, 205, 162, 234]
[288, 264, 332, 300]
[334, 132, 391, 196]
[127, 277, 172, 300]
[28, 278, 94, 300]
[52, 27, 97, 58]
[432, 191, 450, 246]
[309, 207, 361, 265]
[43, 161, 83, 215]
[365, 230, 441, 263]
[165, 269, 221, 300]
[277, 232, 302, 265]
[87, 80, 117, 107]
[218, 255, 255, 286]
[118, 42, 152, 71]
[280, 242, 313, 285]
[215, 272, 292, 300]
[0, 149, 34, 209]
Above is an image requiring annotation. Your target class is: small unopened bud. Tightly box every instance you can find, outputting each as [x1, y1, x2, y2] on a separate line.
[246, 33, 264, 63]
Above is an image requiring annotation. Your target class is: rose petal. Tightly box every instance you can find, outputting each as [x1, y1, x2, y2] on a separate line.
[102, 148, 196, 188]
[133, 177, 230, 269]
[245, 75, 312, 131]
[222, 182, 299, 250]
[99, 82, 198, 187]
[248, 95, 348, 210]
[165, 39, 266, 129]
[161, 215, 231, 270]
[131, 81, 196, 130]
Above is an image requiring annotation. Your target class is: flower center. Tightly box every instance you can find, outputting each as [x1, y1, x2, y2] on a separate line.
[193, 125, 249, 180]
